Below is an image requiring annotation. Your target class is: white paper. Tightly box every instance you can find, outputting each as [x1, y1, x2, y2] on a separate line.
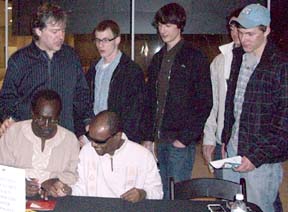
[0, 165, 25, 212]
[209, 156, 242, 169]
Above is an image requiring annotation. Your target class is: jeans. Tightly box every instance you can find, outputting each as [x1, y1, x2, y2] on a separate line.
[214, 143, 223, 179]
[223, 142, 283, 212]
[157, 142, 196, 199]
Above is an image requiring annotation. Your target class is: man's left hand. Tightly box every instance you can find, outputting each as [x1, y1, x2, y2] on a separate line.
[234, 156, 255, 172]
[121, 188, 146, 203]
[41, 179, 71, 199]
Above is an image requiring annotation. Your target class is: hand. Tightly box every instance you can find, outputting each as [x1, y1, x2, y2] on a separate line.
[41, 179, 71, 198]
[0, 118, 15, 137]
[234, 156, 256, 172]
[26, 178, 40, 197]
[142, 141, 153, 151]
[121, 188, 146, 203]
[221, 144, 226, 159]
[172, 139, 186, 148]
[202, 145, 215, 164]
[78, 135, 86, 148]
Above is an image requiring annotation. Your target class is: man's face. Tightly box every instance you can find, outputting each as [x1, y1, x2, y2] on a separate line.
[230, 24, 240, 47]
[87, 126, 119, 156]
[238, 26, 270, 56]
[157, 23, 181, 47]
[31, 100, 59, 140]
[94, 28, 120, 62]
[35, 19, 66, 54]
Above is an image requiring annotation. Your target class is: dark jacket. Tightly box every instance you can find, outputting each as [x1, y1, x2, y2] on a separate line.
[222, 41, 288, 167]
[86, 53, 145, 143]
[0, 41, 93, 136]
[145, 41, 212, 146]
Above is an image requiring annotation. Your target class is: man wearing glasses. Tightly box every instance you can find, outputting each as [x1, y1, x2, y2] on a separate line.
[84, 20, 145, 145]
[72, 110, 163, 203]
[0, 89, 79, 199]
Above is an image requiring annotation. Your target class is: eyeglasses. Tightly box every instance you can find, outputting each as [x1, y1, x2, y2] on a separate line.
[93, 36, 117, 44]
[33, 117, 58, 126]
[85, 132, 117, 144]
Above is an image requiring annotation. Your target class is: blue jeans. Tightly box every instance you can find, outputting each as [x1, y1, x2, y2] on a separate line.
[157, 142, 196, 199]
[214, 143, 223, 179]
[223, 143, 283, 212]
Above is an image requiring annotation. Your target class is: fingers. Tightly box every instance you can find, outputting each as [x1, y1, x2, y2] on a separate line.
[0, 118, 15, 137]
[121, 188, 146, 203]
[172, 140, 186, 148]
[26, 178, 40, 197]
[202, 145, 215, 163]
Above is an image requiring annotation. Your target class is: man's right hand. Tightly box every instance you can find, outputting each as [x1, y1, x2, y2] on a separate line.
[0, 118, 15, 137]
[26, 178, 40, 197]
[202, 144, 215, 164]
[142, 141, 153, 152]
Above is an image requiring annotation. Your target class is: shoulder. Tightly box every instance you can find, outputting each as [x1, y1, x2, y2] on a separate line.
[125, 140, 152, 157]
[117, 53, 143, 75]
[57, 126, 79, 146]
[180, 41, 206, 57]
[8, 42, 35, 61]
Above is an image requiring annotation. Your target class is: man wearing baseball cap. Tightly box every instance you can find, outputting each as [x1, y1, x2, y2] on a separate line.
[221, 4, 288, 212]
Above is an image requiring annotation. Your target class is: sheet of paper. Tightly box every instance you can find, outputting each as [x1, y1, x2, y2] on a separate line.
[209, 156, 242, 169]
[0, 165, 25, 212]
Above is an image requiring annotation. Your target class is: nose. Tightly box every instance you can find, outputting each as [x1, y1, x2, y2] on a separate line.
[59, 30, 65, 40]
[45, 119, 49, 127]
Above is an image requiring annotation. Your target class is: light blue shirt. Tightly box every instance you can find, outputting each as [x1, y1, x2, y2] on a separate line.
[93, 51, 122, 115]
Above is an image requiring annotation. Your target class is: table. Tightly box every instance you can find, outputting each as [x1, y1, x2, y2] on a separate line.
[37, 196, 263, 212]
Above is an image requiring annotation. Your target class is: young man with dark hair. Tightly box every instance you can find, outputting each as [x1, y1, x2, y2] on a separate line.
[143, 3, 212, 199]
[221, 4, 288, 212]
[85, 20, 145, 144]
[0, 2, 93, 138]
[0, 89, 79, 199]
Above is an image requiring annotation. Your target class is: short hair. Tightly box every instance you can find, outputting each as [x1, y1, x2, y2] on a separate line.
[152, 3, 186, 32]
[93, 20, 120, 37]
[31, 2, 67, 40]
[31, 89, 62, 116]
[94, 110, 123, 135]
[236, 22, 267, 32]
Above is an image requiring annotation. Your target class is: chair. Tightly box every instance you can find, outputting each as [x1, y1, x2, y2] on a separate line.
[169, 177, 246, 201]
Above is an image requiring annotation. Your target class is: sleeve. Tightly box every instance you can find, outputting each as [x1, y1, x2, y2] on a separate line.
[0, 59, 21, 121]
[248, 62, 288, 167]
[143, 55, 159, 142]
[0, 127, 16, 165]
[181, 50, 213, 146]
[142, 151, 163, 199]
[72, 56, 94, 137]
[71, 146, 89, 196]
[51, 134, 80, 185]
[203, 55, 221, 146]
[120, 63, 146, 143]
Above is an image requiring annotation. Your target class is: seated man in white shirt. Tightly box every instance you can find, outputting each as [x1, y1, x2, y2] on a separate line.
[0, 89, 79, 199]
[72, 110, 163, 202]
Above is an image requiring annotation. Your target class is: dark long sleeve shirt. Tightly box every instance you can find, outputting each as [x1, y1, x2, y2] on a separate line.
[222, 41, 288, 167]
[0, 41, 93, 136]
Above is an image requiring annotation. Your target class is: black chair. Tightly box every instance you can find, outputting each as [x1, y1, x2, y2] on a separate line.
[169, 177, 246, 201]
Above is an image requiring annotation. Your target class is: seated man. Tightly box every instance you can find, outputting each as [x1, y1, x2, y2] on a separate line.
[0, 89, 79, 198]
[72, 111, 163, 202]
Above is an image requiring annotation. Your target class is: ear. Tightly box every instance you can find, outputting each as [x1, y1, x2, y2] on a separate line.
[115, 36, 121, 46]
[34, 28, 42, 38]
[264, 26, 271, 37]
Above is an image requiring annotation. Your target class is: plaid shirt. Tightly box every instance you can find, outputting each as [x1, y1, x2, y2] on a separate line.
[222, 41, 288, 167]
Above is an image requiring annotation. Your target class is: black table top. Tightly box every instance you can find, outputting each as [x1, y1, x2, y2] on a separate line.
[35, 196, 262, 212]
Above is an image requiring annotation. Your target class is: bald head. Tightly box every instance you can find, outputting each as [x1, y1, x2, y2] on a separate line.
[90, 110, 122, 135]
[88, 111, 123, 156]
